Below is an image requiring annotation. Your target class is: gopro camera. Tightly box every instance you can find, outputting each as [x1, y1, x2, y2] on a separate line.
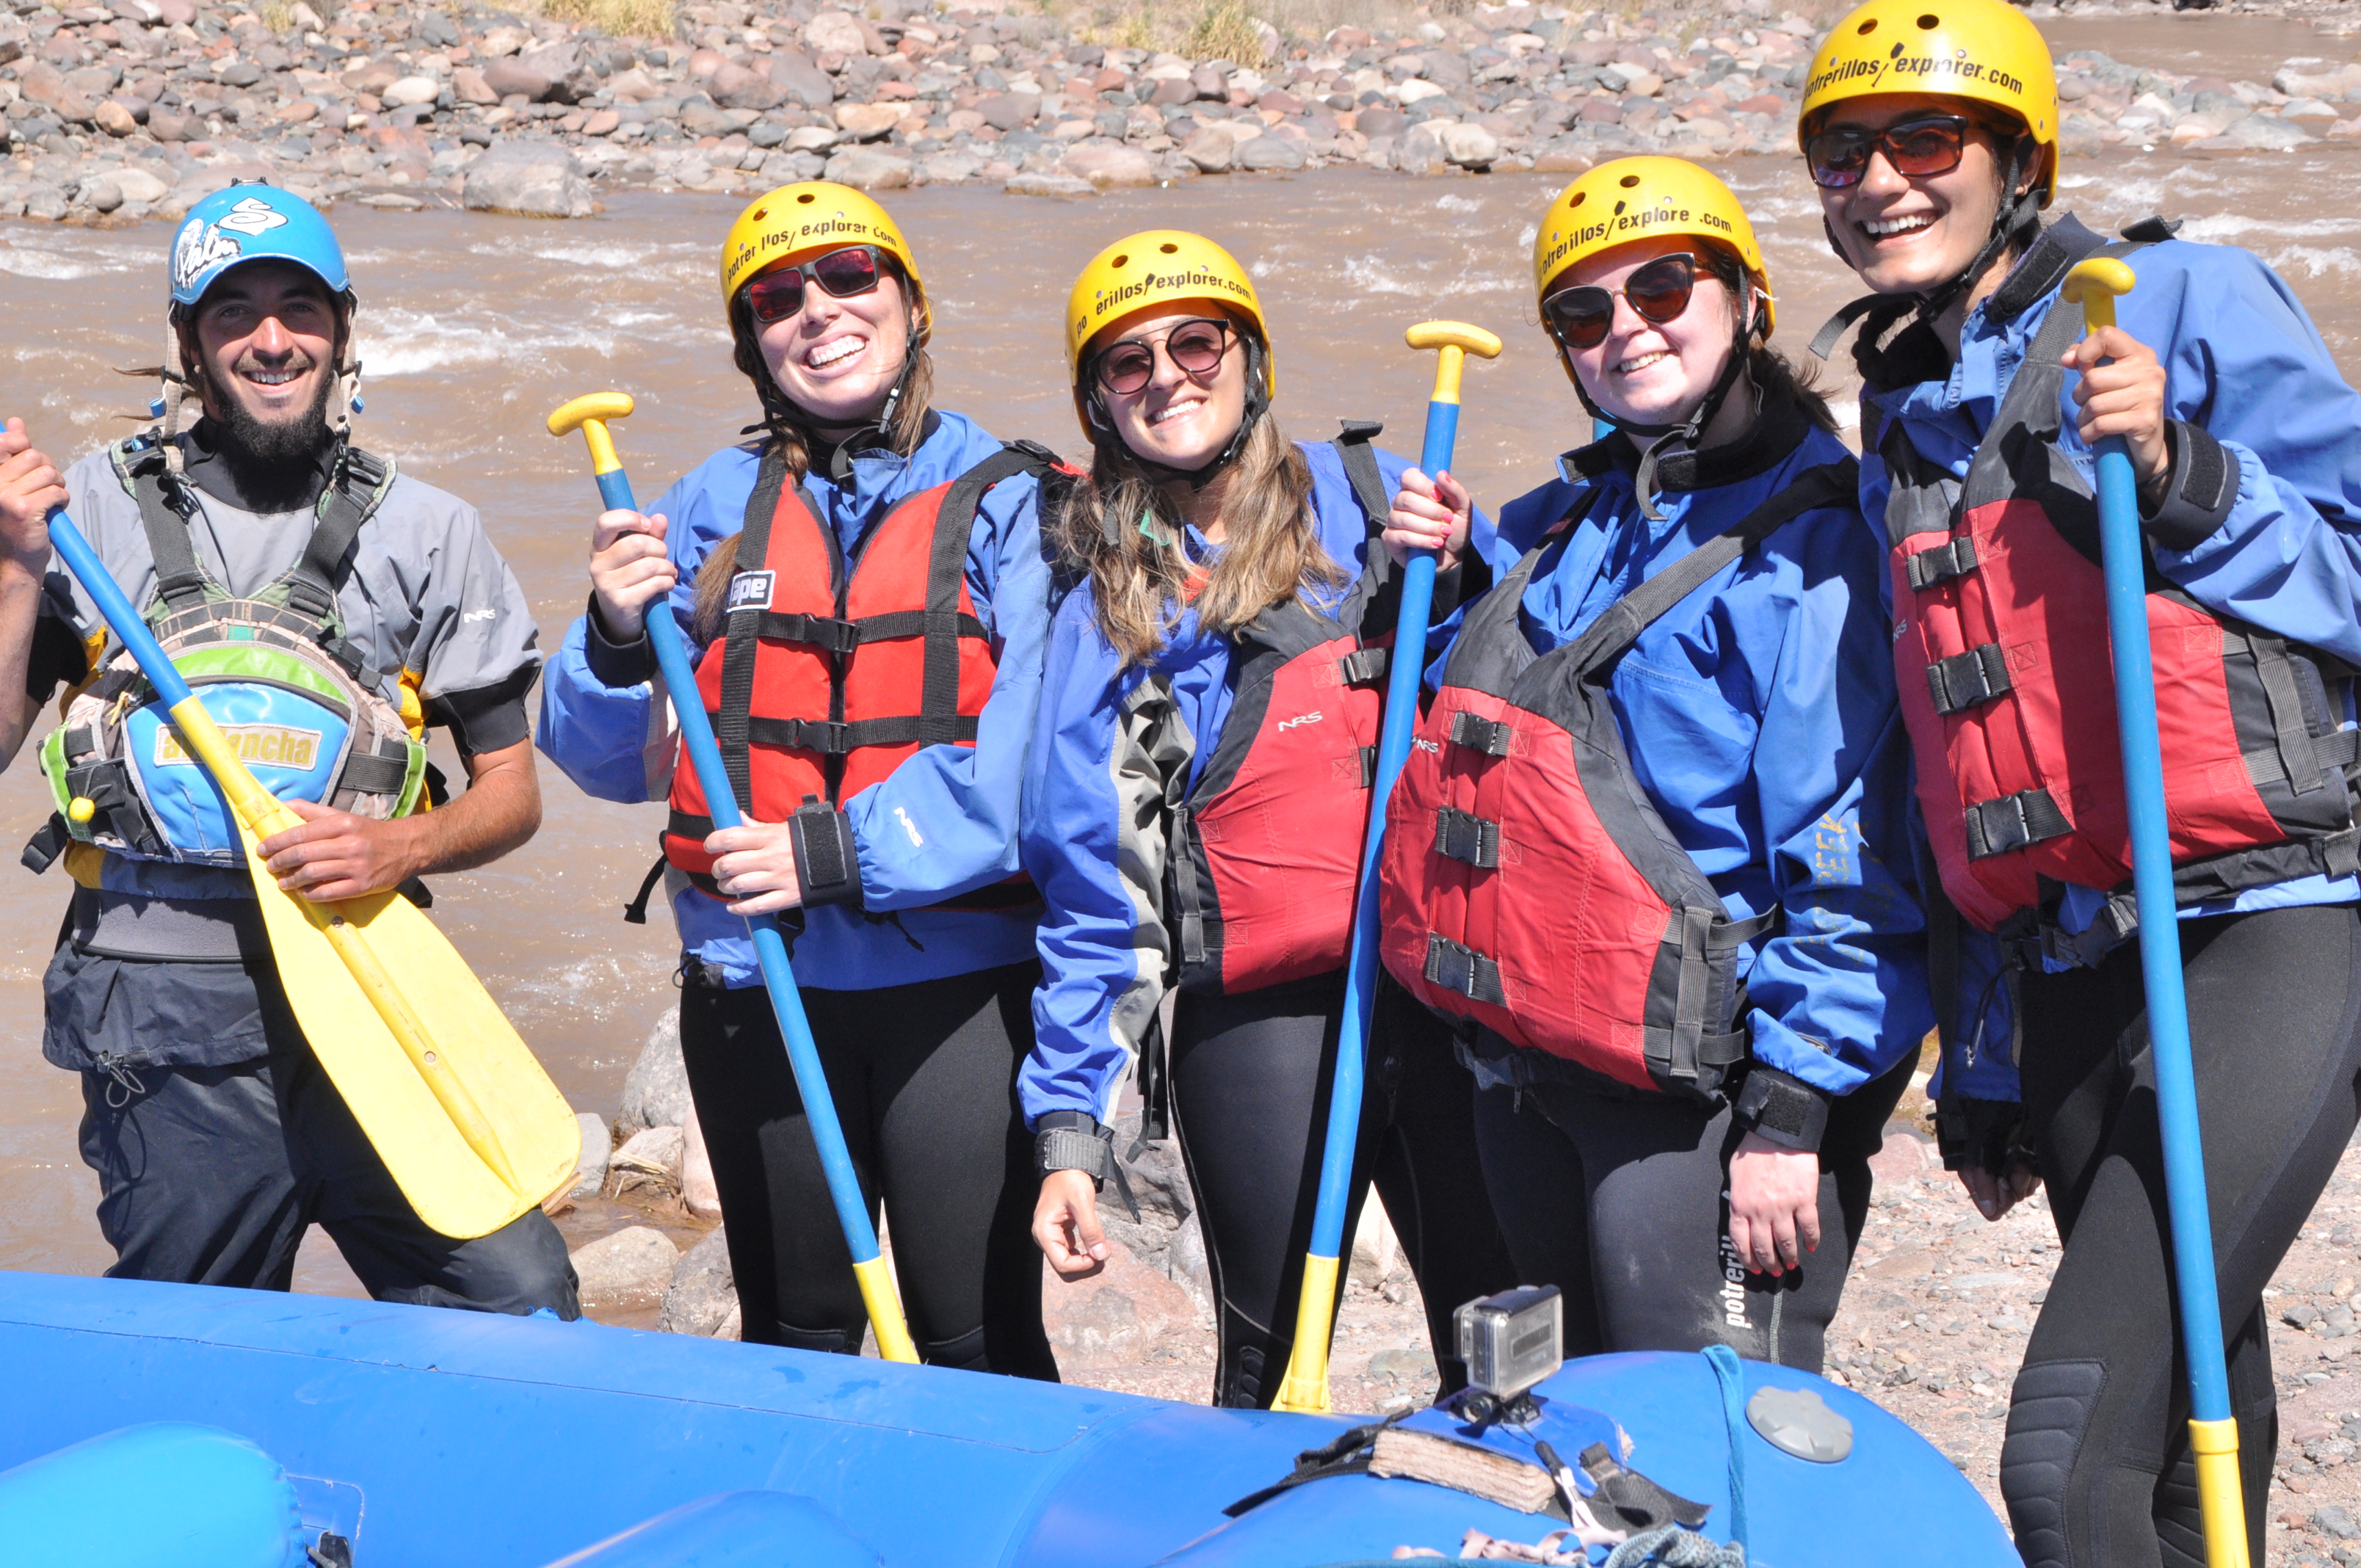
[1454, 1284, 1564, 1403]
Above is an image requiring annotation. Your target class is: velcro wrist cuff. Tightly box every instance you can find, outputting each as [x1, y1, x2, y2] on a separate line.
[2140, 419, 2240, 553]
[787, 796, 863, 909]
[1733, 1065, 1832, 1153]
[1034, 1111, 1111, 1186]
[583, 592, 657, 689]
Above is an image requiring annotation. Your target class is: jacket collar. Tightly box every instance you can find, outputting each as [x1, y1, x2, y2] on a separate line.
[1557, 384, 1812, 496]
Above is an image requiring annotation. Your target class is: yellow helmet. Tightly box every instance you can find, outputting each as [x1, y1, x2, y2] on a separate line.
[718, 181, 924, 319]
[1800, 0, 2059, 205]
[1065, 230, 1272, 432]
[1532, 156, 1774, 337]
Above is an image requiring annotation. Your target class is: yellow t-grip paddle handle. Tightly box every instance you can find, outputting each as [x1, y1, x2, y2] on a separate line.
[1406, 321, 1504, 408]
[547, 392, 636, 494]
[2061, 256, 2135, 335]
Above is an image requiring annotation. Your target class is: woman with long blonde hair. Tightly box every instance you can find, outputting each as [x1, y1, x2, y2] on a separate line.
[1020, 231, 1512, 1407]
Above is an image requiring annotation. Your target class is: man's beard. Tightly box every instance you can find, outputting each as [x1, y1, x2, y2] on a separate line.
[211, 361, 336, 514]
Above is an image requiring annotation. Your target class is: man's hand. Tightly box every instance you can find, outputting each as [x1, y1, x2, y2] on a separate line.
[707, 819, 804, 916]
[1727, 1130, 1821, 1277]
[1382, 466, 1472, 570]
[589, 507, 675, 641]
[2064, 325, 2171, 506]
[259, 799, 425, 902]
[1034, 1168, 1109, 1280]
[1959, 1161, 2042, 1222]
[0, 418, 65, 570]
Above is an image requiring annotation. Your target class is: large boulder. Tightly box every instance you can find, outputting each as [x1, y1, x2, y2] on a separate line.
[834, 101, 902, 139]
[769, 51, 836, 110]
[709, 60, 781, 112]
[803, 10, 869, 57]
[1039, 1238, 1203, 1367]
[570, 1111, 611, 1198]
[1437, 121, 1499, 167]
[618, 1010, 692, 1134]
[1059, 142, 1157, 188]
[570, 1225, 681, 1306]
[462, 142, 595, 218]
[517, 42, 600, 105]
[824, 144, 913, 189]
[1238, 134, 1308, 172]
[657, 1226, 739, 1337]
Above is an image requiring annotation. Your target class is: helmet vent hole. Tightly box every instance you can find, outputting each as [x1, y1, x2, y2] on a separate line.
[1111, 253, 1129, 268]
[1619, 173, 1640, 187]
[1917, 12, 1938, 26]
[750, 208, 767, 221]
[1856, 17, 1876, 32]
[1570, 191, 1586, 207]
[796, 192, 816, 203]
[1159, 242, 1179, 253]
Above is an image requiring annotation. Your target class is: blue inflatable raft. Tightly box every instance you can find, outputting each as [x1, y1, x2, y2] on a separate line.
[0, 1272, 2011, 1566]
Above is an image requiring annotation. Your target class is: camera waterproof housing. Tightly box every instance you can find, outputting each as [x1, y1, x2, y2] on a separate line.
[1454, 1285, 1564, 1403]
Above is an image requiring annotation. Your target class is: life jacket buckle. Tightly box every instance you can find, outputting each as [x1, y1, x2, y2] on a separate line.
[1434, 806, 1501, 870]
[1447, 711, 1515, 758]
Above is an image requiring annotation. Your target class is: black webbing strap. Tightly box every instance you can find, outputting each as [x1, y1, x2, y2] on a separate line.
[1337, 646, 1388, 686]
[2247, 634, 2326, 797]
[1424, 934, 1505, 1005]
[283, 445, 391, 622]
[337, 747, 410, 796]
[1656, 904, 1778, 1085]
[1926, 643, 2014, 716]
[622, 851, 667, 925]
[1557, 461, 1859, 678]
[737, 713, 979, 752]
[1906, 536, 1979, 590]
[1358, 745, 1377, 788]
[1433, 805, 1500, 869]
[1331, 420, 1392, 535]
[1448, 710, 1513, 758]
[718, 441, 795, 816]
[123, 444, 210, 615]
[2246, 725, 2361, 788]
[912, 444, 1049, 749]
[1964, 788, 2074, 860]
[1171, 803, 1209, 965]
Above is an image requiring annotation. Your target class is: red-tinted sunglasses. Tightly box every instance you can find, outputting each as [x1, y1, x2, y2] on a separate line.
[1542, 253, 1701, 351]
[741, 244, 887, 324]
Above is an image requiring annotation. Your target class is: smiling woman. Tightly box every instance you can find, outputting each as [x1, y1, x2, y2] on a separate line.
[534, 181, 1070, 1379]
[1020, 228, 1516, 1410]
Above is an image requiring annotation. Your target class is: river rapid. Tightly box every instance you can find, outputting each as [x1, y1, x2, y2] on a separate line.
[2, 10, 2357, 1283]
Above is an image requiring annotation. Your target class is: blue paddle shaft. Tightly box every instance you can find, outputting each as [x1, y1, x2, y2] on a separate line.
[2095, 432, 2231, 1423]
[595, 463, 883, 1270]
[47, 512, 186, 705]
[1305, 396, 1459, 1261]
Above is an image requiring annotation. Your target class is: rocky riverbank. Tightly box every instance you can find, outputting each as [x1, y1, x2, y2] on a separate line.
[4, 0, 2361, 225]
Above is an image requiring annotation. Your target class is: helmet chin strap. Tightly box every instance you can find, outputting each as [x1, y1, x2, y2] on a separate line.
[1087, 336, 1272, 496]
[1816, 140, 2042, 346]
[1561, 292, 1763, 521]
[738, 299, 928, 479]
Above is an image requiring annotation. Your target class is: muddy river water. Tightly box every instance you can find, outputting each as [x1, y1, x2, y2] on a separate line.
[1, 10, 2357, 1282]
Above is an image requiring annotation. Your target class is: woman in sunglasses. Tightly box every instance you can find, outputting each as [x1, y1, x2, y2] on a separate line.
[537, 182, 1065, 1379]
[1803, 0, 2361, 1557]
[1020, 230, 1514, 1407]
[1380, 156, 1928, 1372]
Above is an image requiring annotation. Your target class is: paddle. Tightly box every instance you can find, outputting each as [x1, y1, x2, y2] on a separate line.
[2060, 258, 2248, 1568]
[546, 393, 919, 1364]
[41, 509, 578, 1240]
[1272, 322, 1502, 1415]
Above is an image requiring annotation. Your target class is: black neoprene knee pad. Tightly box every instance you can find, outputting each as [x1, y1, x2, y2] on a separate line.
[921, 1325, 990, 1372]
[1999, 1359, 2108, 1568]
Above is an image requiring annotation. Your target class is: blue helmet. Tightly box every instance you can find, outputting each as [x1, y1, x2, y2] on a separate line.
[168, 184, 350, 311]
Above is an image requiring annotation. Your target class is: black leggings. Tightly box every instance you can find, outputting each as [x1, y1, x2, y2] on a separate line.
[1169, 971, 1516, 1409]
[2002, 904, 2361, 1568]
[1473, 1050, 1911, 1371]
[677, 959, 1056, 1379]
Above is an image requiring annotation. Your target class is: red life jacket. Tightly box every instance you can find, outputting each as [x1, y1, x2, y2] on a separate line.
[1169, 424, 1400, 996]
[664, 441, 1066, 910]
[1877, 236, 2360, 943]
[1378, 462, 1854, 1097]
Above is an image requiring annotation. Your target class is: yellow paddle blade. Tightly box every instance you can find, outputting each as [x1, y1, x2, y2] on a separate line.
[238, 818, 579, 1240]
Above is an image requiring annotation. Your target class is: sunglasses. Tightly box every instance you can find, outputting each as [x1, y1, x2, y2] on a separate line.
[741, 244, 887, 324]
[1803, 113, 1976, 190]
[1091, 317, 1237, 396]
[1542, 253, 1702, 351]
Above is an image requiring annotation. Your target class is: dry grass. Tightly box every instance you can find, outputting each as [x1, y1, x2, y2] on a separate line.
[1051, 0, 1427, 57]
[533, 0, 681, 39]
[1182, 0, 1266, 63]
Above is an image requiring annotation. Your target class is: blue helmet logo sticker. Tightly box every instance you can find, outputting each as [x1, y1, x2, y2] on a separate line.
[171, 218, 244, 297]
[215, 196, 291, 237]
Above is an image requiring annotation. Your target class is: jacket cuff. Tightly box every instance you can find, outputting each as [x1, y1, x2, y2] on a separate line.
[583, 595, 658, 689]
[788, 796, 864, 910]
[1034, 1110, 1113, 1186]
[2140, 420, 2240, 553]
[1732, 1065, 1832, 1153]
[1936, 1095, 2031, 1176]
[424, 664, 537, 756]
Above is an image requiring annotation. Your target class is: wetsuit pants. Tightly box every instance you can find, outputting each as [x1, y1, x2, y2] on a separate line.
[1472, 1049, 1912, 1371]
[66, 956, 579, 1315]
[1168, 970, 1516, 1409]
[678, 958, 1057, 1378]
[2000, 904, 2361, 1568]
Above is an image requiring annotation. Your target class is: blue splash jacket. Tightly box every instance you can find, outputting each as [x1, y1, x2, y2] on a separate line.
[537, 411, 1053, 992]
[1464, 399, 1933, 1106]
[1859, 219, 2361, 1103]
[1017, 438, 1454, 1128]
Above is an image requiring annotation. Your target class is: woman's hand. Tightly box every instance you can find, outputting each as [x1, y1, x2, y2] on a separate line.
[2063, 325, 2171, 506]
[1382, 467, 1471, 570]
[1727, 1131, 1821, 1277]
[706, 819, 803, 916]
[1958, 1161, 2042, 1222]
[589, 507, 676, 641]
[1034, 1169, 1109, 1280]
